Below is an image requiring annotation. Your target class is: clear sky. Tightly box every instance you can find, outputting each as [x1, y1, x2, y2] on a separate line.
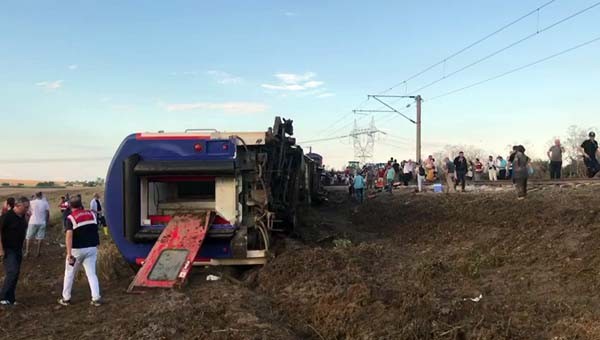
[1, 0, 599, 180]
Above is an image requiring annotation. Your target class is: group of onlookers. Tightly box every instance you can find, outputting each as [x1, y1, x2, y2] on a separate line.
[346, 132, 600, 202]
[0, 193, 104, 307]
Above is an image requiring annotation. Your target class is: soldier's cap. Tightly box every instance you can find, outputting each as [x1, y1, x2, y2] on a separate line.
[590, 131, 596, 137]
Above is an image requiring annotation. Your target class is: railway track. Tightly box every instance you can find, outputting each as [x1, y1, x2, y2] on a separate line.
[473, 178, 600, 187]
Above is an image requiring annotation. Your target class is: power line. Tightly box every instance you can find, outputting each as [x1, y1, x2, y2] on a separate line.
[298, 135, 353, 144]
[380, 142, 410, 149]
[328, 113, 373, 136]
[429, 34, 600, 101]
[313, 96, 371, 137]
[380, 0, 558, 94]
[299, 128, 383, 144]
[408, 0, 600, 95]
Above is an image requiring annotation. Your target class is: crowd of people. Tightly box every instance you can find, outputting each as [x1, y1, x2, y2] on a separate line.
[344, 131, 600, 203]
[0, 192, 105, 307]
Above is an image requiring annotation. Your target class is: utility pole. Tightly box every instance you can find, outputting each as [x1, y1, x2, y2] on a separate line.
[416, 95, 422, 163]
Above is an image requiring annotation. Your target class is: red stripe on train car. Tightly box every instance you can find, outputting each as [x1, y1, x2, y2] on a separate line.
[135, 133, 211, 140]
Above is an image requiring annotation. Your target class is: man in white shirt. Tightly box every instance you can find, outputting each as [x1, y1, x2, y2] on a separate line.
[26, 192, 50, 257]
[90, 193, 101, 215]
[403, 160, 415, 186]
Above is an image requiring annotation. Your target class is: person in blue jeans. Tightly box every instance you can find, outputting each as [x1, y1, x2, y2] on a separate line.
[0, 197, 30, 306]
[353, 172, 365, 203]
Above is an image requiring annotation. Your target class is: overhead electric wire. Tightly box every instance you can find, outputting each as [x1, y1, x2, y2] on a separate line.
[314, 97, 370, 137]
[380, 142, 410, 149]
[408, 0, 600, 95]
[380, 0, 558, 94]
[338, 0, 559, 135]
[299, 129, 383, 144]
[428, 34, 600, 101]
[298, 135, 353, 144]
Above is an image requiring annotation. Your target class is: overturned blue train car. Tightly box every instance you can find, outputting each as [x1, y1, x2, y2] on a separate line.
[105, 117, 322, 266]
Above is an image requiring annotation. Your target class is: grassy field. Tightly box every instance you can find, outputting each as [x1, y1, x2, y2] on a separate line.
[0, 187, 102, 242]
[0, 178, 66, 187]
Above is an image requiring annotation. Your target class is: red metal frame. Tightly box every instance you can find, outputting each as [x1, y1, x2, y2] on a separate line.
[128, 212, 211, 292]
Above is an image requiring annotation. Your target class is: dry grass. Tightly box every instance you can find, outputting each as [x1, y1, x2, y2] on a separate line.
[96, 241, 134, 282]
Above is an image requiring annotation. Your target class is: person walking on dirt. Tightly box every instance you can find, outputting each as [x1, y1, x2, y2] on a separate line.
[496, 156, 507, 180]
[354, 172, 365, 203]
[580, 132, 600, 178]
[59, 196, 70, 228]
[403, 159, 415, 186]
[59, 197, 101, 307]
[385, 165, 396, 193]
[417, 163, 426, 192]
[454, 152, 468, 192]
[366, 167, 375, 191]
[392, 161, 401, 186]
[90, 193, 107, 229]
[443, 157, 456, 193]
[425, 155, 436, 182]
[0, 197, 30, 305]
[474, 158, 484, 182]
[511, 145, 531, 200]
[90, 193, 103, 217]
[25, 192, 49, 258]
[547, 139, 565, 180]
[487, 156, 498, 181]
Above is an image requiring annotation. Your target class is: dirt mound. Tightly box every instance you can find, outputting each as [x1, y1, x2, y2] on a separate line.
[257, 187, 600, 339]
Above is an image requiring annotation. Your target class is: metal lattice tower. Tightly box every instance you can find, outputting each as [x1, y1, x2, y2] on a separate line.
[351, 116, 383, 163]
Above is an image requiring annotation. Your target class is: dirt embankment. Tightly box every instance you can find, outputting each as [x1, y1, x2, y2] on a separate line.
[2, 186, 600, 339]
[257, 186, 600, 339]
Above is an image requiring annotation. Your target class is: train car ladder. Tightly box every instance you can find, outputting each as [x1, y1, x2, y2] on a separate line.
[127, 212, 212, 292]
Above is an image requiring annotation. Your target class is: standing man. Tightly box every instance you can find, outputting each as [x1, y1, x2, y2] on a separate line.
[0, 197, 30, 305]
[365, 166, 375, 192]
[443, 157, 456, 193]
[90, 193, 102, 216]
[26, 192, 50, 258]
[511, 145, 530, 200]
[547, 139, 565, 180]
[59, 197, 101, 307]
[403, 160, 414, 186]
[580, 132, 600, 178]
[353, 172, 365, 203]
[90, 193, 106, 230]
[496, 156, 507, 180]
[417, 163, 426, 192]
[474, 158, 484, 182]
[59, 196, 70, 228]
[454, 152, 469, 192]
[385, 164, 396, 194]
[487, 156, 498, 182]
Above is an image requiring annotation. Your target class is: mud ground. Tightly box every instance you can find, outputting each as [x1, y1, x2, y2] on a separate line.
[1, 184, 600, 339]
